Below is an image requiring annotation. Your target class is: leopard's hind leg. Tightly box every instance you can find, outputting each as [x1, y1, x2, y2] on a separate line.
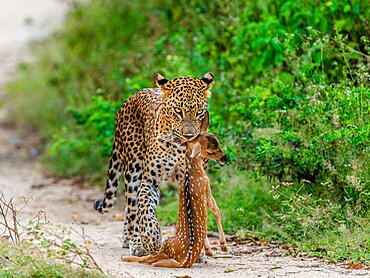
[121, 206, 129, 248]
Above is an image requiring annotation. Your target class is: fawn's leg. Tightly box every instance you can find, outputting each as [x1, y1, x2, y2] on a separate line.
[122, 253, 166, 264]
[152, 259, 182, 268]
[121, 255, 143, 262]
[204, 236, 213, 256]
[207, 193, 228, 252]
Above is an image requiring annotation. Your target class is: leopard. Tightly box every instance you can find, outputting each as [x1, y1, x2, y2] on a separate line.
[94, 72, 215, 256]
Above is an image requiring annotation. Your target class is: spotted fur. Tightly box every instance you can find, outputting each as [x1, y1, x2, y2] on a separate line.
[94, 73, 215, 255]
[122, 128, 228, 268]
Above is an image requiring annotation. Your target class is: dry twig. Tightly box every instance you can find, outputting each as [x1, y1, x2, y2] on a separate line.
[0, 190, 103, 273]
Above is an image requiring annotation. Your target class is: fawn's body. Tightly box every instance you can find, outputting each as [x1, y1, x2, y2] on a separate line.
[122, 128, 227, 267]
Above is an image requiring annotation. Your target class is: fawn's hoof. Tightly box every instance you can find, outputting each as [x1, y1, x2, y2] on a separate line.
[221, 243, 228, 252]
[205, 248, 213, 257]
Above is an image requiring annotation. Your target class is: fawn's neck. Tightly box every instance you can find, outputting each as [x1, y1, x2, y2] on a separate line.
[177, 150, 208, 266]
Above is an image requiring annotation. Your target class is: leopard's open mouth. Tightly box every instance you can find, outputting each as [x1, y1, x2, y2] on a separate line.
[174, 132, 191, 143]
[174, 132, 199, 143]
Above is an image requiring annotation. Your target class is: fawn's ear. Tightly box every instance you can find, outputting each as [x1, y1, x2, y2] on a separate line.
[200, 111, 209, 132]
[190, 142, 202, 158]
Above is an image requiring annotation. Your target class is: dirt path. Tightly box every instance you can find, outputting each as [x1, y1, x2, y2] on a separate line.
[0, 1, 369, 278]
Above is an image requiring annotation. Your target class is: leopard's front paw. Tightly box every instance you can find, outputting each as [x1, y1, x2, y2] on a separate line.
[129, 246, 148, 257]
[93, 198, 106, 214]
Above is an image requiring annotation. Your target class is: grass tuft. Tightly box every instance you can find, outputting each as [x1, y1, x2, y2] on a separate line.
[0, 241, 106, 278]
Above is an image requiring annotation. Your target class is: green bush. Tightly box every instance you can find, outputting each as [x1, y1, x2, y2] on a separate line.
[45, 95, 121, 179]
[7, 0, 370, 263]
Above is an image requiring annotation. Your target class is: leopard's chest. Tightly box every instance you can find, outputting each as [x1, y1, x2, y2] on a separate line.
[149, 138, 186, 184]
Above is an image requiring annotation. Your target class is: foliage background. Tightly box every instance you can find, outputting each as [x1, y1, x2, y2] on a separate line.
[7, 0, 370, 263]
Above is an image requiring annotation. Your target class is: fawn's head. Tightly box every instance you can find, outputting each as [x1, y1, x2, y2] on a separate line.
[186, 112, 228, 165]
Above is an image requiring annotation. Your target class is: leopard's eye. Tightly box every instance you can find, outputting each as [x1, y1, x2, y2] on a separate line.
[196, 108, 205, 117]
[173, 107, 182, 116]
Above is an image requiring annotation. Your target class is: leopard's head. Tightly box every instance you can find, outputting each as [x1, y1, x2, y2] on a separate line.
[155, 73, 214, 142]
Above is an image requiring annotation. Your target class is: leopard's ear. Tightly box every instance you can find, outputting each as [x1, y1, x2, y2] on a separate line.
[155, 73, 172, 98]
[201, 72, 214, 98]
[155, 73, 169, 88]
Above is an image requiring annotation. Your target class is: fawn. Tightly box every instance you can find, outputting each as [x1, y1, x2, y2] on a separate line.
[122, 119, 228, 267]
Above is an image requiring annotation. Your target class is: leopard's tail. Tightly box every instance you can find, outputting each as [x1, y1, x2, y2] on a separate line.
[94, 140, 123, 214]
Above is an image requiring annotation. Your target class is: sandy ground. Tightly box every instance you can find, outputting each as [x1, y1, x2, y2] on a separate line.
[0, 1, 369, 278]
